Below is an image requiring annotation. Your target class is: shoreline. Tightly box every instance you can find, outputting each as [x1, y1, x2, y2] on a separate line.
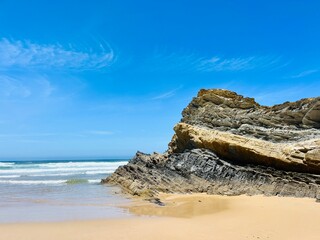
[1, 194, 320, 240]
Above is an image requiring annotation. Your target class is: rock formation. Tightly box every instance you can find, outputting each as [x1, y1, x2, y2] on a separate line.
[170, 123, 320, 174]
[103, 89, 320, 200]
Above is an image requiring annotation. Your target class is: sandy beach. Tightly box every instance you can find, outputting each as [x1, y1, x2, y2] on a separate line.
[1, 194, 319, 240]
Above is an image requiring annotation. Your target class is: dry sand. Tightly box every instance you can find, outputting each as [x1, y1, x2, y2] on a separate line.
[1, 194, 320, 240]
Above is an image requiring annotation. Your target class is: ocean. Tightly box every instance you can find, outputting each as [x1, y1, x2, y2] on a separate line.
[0, 159, 132, 223]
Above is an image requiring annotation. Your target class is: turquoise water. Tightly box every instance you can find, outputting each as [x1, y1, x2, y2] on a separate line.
[0, 159, 133, 223]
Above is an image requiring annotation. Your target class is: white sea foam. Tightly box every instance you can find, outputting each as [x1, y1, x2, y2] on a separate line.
[0, 180, 66, 185]
[0, 162, 15, 167]
[88, 179, 101, 183]
[0, 160, 125, 182]
[1, 167, 112, 174]
[0, 160, 130, 223]
[39, 161, 127, 168]
[29, 170, 113, 177]
[0, 164, 126, 174]
[0, 179, 102, 185]
[29, 172, 81, 177]
[85, 170, 114, 175]
[0, 175, 20, 178]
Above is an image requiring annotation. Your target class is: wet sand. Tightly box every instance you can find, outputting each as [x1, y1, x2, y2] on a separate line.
[1, 194, 320, 240]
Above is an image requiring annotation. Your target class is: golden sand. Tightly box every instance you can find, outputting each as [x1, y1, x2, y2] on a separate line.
[1, 194, 319, 240]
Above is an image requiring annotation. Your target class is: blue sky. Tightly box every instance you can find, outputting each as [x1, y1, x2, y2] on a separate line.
[0, 0, 319, 159]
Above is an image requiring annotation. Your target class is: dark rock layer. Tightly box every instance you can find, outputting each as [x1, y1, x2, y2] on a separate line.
[104, 149, 320, 199]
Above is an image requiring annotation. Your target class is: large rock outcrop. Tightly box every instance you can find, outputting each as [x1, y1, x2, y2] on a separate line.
[104, 89, 320, 199]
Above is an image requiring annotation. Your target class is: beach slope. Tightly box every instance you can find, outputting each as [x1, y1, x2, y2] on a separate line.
[1, 194, 320, 240]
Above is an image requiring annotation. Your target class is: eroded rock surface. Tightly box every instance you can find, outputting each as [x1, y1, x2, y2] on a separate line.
[104, 149, 320, 199]
[180, 89, 320, 142]
[169, 123, 320, 174]
[104, 89, 320, 199]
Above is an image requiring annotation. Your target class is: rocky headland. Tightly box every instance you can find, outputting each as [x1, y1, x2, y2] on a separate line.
[103, 89, 320, 200]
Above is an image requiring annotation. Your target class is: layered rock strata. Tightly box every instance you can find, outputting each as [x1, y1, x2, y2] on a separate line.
[103, 149, 320, 199]
[170, 123, 320, 174]
[104, 89, 320, 199]
[180, 89, 320, 142]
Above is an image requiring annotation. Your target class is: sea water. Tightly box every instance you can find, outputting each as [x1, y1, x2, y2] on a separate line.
[0, 159, 132, 223]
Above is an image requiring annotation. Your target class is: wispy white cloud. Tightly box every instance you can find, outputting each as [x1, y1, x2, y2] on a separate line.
[290, 69, 318, 78]
[0, 75, 31, 98]
[152, 90, 176, 100]
[144, 49, 284, 73]
[151, 86, 183, 100]
[0, 74, 55, 100]
[197, 55, 282, 72]
[0, 38, 115, 70]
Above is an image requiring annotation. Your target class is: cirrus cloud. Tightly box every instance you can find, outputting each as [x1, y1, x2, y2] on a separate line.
[143, 49, 285, 73]
[0, 38, 116, 70]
